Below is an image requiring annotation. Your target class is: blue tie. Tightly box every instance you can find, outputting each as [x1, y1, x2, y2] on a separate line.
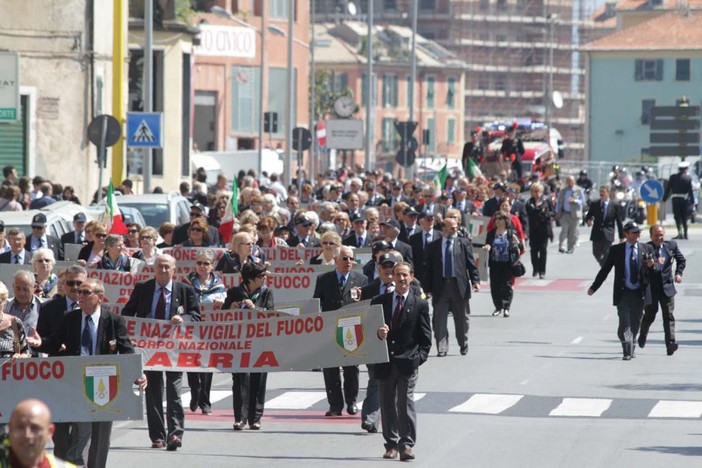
[444, 239, 453, 278]
[81, 315, 93, 356]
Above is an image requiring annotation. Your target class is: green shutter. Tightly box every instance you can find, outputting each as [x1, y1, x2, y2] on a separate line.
[0, 95, 27, 174]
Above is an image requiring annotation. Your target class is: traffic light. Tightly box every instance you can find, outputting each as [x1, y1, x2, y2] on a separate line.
[264, 112, 278, 133]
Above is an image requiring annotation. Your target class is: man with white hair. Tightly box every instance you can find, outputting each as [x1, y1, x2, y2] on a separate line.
[5, 270, 41, 351]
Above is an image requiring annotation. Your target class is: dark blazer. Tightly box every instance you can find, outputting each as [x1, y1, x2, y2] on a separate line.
[389, 239, 413, 265]
[384, 195, 411, 207]
[60, 231, 86, 250]
[25, 234, 62, 260]
[590, 242, 653, 306]
[409, 229, 441, 289]
[38, 308, 135, 357]
[36, 295, 73, 350]
[287, 234, 321, 248]
[360, 279, 423, 302]
[370, 292, 432, 378]
[0, 250, 32, 264]
[511, 199, 529, 235]
[424, 236, 481, 300]
[121, 279, 201, 321]
[172, 223, 221, 247]
[526, 195, 554, 240]
[482, 197, 500, 218]
[398, 224, 419, 244]
[645, 240, 685, 303]
[342, 232, 372, 248]
[313, 269, 368, 312]
[414, 202, 447, 219]
[223, 284, 275, 310]
[586, 200, 624, 243]
[78, 242, 94, 261]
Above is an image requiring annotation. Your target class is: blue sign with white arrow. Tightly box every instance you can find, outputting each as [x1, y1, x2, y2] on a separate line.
[639, 179, 664, 204]
[126, 112, 163, 148]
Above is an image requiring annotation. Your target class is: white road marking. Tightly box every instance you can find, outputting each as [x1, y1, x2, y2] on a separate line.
[449, 394, 523, 414]
[265, 391, 327, 409]
[518, 280, 553, 287]
[649, 401, 702, 418]
[520, 379, 529, 386]
[549, 398, 612, 417]
[571, 336, 583, 344]
[413, 393, 426, 402]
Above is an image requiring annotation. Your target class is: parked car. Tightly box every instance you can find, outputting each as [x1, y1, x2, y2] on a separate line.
[95, 193, 191, 229]
[0, 209, 71, 239]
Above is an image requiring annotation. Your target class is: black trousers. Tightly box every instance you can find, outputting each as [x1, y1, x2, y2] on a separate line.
[641, 294, 676, 346]
[592, 238, 613, 267]
[617, 289, 644, 357]
[529, 236, 548, 274]
[322, 366, 359, 411]
[144, 370, 184, 442]
[187, 372, 213, 411]
[231, 372, 268, 425]
[672, 198, 689, 236]
[489, 261, 514, 311]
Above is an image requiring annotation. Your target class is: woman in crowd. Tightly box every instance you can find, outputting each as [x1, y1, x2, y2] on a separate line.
[257, 217, 287, 249]
[239, 224, 266, 262]
[132, 226, 161, 265]
[97, 234, 131, 271]
[208, 199, 227, 228]
[525, 182, 554, 279]
[483, 212, 522, 318]
[300, 183, 315, 204]
[238, 210, 260, 228]
[367, 220, 381, 241]
[32, 248, 58, 301]
[157, 222, 175, 248]
[83, 220, 97, 244]
[182, 217, 213, 247]
[61, 186, 81, 205]
[0, 185, 22, 211]
[223, 262, 274, 431]
[184, 249, 226, 415]
[0, 282, 31, 359]
[486, 197, 526, 244]
[261, 193, 279, 218]
[310, 231, 341, 265]
[125, 223, 142, 248]
[17, 177, 31, 210]
[333, 212, 352, 239]
[216, 231, 262, 274]
[78, 222, 107, 266]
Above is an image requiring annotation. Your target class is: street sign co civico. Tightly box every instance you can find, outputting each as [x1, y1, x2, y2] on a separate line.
[195, 25, 256, 58]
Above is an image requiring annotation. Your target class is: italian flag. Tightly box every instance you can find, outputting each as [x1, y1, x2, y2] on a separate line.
[218, 178, 239, 244]
[467, 156, 483, 181]
[433, 163, 448, 198]
[105, 181, 128, 235]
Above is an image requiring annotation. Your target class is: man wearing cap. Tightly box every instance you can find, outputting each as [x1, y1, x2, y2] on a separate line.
[381, 219, 413, 265]
[409, 211, 441, 290]
[172, 203, 221, 246]
[343, 214, 372, 248]
[61, 212, 88, 251]
[363, 240, 392, 282]
[287, 214, 321, 248]
[415, 187, 446, 219]
[555, 176, 585, 254]
[482, 183, 507, 218]
[26, 213, 62, 260]
[0, 221, 9, 254]
[588, 222, 654, 360]
[386, 184, 410, 207]
[365, 182, 385, 207]
[399, 207, 420, 243]
[500, 125, 525, 181]
[0, 228, 31, 264]
[663, 161, 694, 240]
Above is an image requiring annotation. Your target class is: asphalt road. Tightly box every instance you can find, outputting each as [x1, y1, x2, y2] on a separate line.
[105, 222, 702, 467]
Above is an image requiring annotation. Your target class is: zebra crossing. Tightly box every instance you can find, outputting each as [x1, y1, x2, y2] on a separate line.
[185, 389, 702, 421]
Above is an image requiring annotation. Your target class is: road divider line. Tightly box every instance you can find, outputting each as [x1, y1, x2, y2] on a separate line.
[449, 394, 523, 414]
[571, 336, 583, 344]
[549, 398, 612, 417]
[648, 401, 702, 418]
[265, 391, 327, 409]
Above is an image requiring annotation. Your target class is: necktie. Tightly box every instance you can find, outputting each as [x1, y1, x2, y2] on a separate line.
[81, 315, 93, 356]
[338, 275, 346, 292]
[155, 287, 167, 320]
[444, 239, 453, 277]
[629, 245, 638, 285]
[357, 236, 363, 247]
[302, 237, 308, 247]
[424, 232, 430, 250]
[13, 254, 19, 264]
[392, 295, 404, 330]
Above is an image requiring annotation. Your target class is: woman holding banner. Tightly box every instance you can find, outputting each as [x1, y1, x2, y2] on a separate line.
[223, 262, 274, 431]
[0, 281, 31, 359]
[184, 249, 226, 415]
[78, 222, 107, 266]
[97, 234, 131, 272]
[132, 227, 161, 265]
[215, 232, 263, 274]
[310, 231, 341, 265]
[256, 217, 288, 249]
[31, 248, 58, 301]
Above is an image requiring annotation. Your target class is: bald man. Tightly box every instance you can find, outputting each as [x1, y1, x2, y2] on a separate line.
[6, 399, 73, 467]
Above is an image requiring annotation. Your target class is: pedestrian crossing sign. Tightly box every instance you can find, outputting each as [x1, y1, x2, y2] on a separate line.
[126, 112, 163, 148]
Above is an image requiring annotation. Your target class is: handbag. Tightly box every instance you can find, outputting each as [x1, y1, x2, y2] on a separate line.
[511, 260, 526, 278]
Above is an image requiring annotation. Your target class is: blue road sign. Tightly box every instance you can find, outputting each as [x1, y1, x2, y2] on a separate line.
[639, 179, 664, 204]
[126, 112, 163, 148]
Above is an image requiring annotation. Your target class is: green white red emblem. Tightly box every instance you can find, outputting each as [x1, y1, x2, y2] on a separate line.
[83, 364, 119, 408]
[336, 315, 364, 353]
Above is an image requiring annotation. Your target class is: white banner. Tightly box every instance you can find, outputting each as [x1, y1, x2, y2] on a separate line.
[195, 25, 256, 58]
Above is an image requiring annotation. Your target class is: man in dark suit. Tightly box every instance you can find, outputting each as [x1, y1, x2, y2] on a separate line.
[585, 186, 624, 266]
[385, 184, 410, 207]
[0, 228, 32, 264]
[28, 278, 147, 468]
[25, 213, 62, 260]
[121, 254, 200, 451]
[409, 211, 441, 290]
[380, 219, 413, 265]
[372, 262, 432, 462]
[415, 187, 446, 219]
[638, 224, 686, 356]
[342, 213, 372, 248]
[60, 212, 88, 252]
[313, 245, 368, 416]
[482, 183, 506, 217]
[424, 217, 480, 356]
[287, 214, 321, 248]
[399, 207, 420, 243]
[507, 186, 529, 235]
[588, 222, 653, 360]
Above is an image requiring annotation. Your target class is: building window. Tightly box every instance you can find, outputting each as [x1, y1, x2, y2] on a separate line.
[676, 59, 690, 81]
[634, 59, 663, 81]
[495, 73, 507, 91]
[426, 76, 435, 109]
[382, 74, 398, 107]
[447, 78, 456, 109]
[447, 118, 456, 145]
[233, 65, 261, 135]
[419, 0, 436, 10]
[269, 0, 290, 20]
[384, 0, 397, 11]
[641, 99, 655, 125]
[268, 67, 297, 138]
[334, 73, 348, 93]
[382, 118, 398, 152]
[427, 118, 436, 152]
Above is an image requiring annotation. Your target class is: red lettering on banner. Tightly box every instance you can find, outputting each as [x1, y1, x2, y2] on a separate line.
[208, 353, 233, 368]
[269, 275, 311, 290]
[126, 320, 135, 335]
[245, 322, 272, 338]
[1, 360, 64, 381]
[145, 352, 172, 367]
[177, 353, 202, 368]
[253, 351, 279, 368]
[240, 352, 250, 367]
[276, 315, 324, 335]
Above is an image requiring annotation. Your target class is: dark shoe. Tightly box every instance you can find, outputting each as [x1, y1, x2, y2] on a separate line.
[400, 447, 415, 461]
[559, 248, 566, 253]
[151, 440, 166, 449]
[673, 234, 683, 240]
[437, 351, 447, 357]
[622, 355, 632, 361]
[532, 270, 537, 277]
[233, 421, 245, 431]
[250, 422, 261, 430]
[503, 309, 510, 318]
[383, 448, 399, 459]
[361, 421, 377, 433]
[637, 334, 646, 349]
[667, 343, 679, 356]
[460, 345, 468, 356]
[166, 436, 182, 452]
[325, 409, 342, 417]
[201, 407, 212, 415]
[566, 249, 574, 254]
[189, 399, 197, 412]
[347, 403, 358, 415]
